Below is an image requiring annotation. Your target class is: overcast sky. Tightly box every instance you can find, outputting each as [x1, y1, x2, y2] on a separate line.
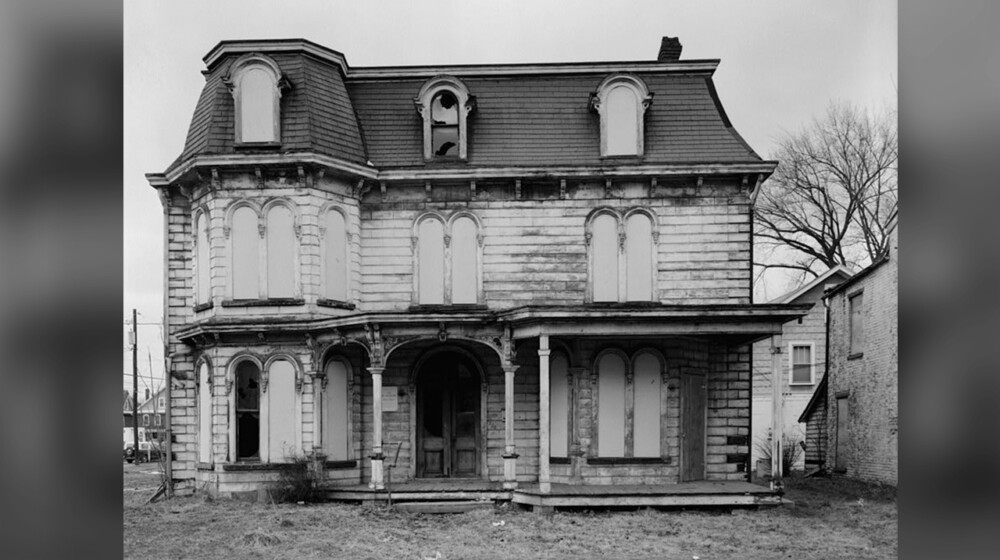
[123, 0, 897, 388]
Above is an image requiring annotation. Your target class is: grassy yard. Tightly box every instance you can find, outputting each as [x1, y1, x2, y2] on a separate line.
[124, 466, 896, 560]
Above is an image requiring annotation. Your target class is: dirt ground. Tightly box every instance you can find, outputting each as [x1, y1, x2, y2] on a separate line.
[123, 465, 896, 559]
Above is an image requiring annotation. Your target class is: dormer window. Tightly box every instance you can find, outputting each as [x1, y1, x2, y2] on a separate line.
[415, 76, 474, 161]
[591, 74, 653, 157]
[226, 54, 287, 145]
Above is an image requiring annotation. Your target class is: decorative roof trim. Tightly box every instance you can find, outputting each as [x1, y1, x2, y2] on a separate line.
[162, 152, 378, 183]
[202, 39, 719, 78]
[376, 162, 777, 181]
[348, 60, 719, 79]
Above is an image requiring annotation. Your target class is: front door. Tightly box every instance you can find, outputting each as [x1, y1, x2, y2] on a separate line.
[680, 371, 707, 482]
[416, 353, 480, 478]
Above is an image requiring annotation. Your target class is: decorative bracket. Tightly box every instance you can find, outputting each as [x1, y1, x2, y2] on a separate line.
[477, 233, 485, 247]
[225, 377, 234, 395]
[438, 322, 449, 342]
[604, 178, 613, 199]
[297, 166, 306, 189]
[211, 168, 220, 189]
[443, 233, 451, 248]
[223, 225, 231, 239]
[425, 181, 432, 202]
[470, 180, 477, 199]
[260, 371, 269, 394]
[696, 175, 704, 188]
[253, 167, 263, 189]
[584, 232, 592, 247]
[559, 179, 567, 200]
[380, 181, 387, 203]
[293, 221, 302, 239]
[364, 323, 384, 367]
[258, 222, 266, 238]
[514, 179, 522, 200]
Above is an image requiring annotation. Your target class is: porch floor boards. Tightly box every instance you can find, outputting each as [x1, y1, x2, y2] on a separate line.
[322, 480, 783, 508]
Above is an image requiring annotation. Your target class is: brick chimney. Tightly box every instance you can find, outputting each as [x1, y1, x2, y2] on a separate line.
[657, 37, 683, 61]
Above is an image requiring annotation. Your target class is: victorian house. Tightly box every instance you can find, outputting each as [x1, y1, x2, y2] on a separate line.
[146, 37, 807, 506]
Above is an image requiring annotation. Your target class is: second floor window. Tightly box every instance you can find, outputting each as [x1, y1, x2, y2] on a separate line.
[264, 204, 295, 298]
[322, 208, 349, 302]
[588, 209, 656, 303]
[790, 343, 815, 385]
[227, 200, 301, 302]
[414, 213, 481, 305]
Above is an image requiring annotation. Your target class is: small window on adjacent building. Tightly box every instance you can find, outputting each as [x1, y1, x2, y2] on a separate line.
[415, 77, 473, 161]
[154, 414, 161, 427]
[790, 343, 815, 385]
[143, 414, 150, 427]
[849, 292, 864, 355]
[158, 396, 165, 410]
[592, 75, 653, 157]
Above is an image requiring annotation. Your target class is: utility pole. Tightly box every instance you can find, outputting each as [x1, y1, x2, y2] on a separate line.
[132, 308, 139, 459]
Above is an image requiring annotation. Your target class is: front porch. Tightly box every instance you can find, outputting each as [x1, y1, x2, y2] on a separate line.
[323, 479, 783, 509]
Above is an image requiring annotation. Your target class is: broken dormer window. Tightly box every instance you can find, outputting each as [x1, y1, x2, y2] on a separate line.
[431, 91, 459, 157]
[415, 76, 474, 161]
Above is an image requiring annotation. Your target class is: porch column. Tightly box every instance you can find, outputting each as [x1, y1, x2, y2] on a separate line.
[502, 365, 519, 489]
[770, 346, 783, 490]
[369, 366, 385, 490]
[538, 335, 551, 493]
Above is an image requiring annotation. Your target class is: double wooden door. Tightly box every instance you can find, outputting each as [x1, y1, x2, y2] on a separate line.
[416, 355, 480, 478]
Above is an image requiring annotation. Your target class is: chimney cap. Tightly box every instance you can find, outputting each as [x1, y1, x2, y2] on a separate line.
[658, 36, 683, 62]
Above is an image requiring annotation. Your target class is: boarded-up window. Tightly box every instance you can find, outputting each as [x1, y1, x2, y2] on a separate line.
[324, 209, 348, 301]
[266, 205, 295, 298]
[323, 359, 350, 461]
[592, 214, 619, 302]
[239, 67, 276, 143]
[198, 362, 212, 464]
[849, 292, 864, 354]
[235, 361, 260, 460]
[549, 353, 570, 458]
[790, 344, 813, 384]
[597, 353, 626, 457]
[231, 207, 259, 300]
[625, 213, 653, 301]
[451, 217, 478, 304]
[267, 360, 297, 463]
[418, 218, 445, 304]
[835, 395, 850, 471]
[606, 86, 639, 155]
[632, 352, 661, 457]
[195, 213, 210, 304]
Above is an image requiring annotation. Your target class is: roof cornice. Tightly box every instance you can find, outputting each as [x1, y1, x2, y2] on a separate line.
[152, 155, 776, 187]
[202, 39, 719, 78]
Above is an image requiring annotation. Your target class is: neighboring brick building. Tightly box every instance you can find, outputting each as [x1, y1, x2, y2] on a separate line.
[800, 212, 898, 485]
[145, 37, 808, 499]
[750, 266, 850, 470]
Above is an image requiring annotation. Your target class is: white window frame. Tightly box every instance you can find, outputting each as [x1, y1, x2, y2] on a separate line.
[787, 341, 816, 386]
[224, 200, 264, 301]
[226, 54, 284, 145]
[157, 396, 165, 411]
[260, 198, 302, 300]
[414, 76, 474, 161]
[142, 414, 150, 427]
[591, 74, 653, 157]
[319, 204, 352, 304]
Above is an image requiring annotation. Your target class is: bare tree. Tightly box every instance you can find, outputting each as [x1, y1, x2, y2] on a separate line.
[754, 102, 897, 287]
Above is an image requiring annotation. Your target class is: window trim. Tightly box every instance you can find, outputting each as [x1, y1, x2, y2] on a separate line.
[591, 74, 653, 157]
[585, 207, 659, 303]
[414, 76, 474, 161]
[319, 203, 353, 306]
[319, 354, 355, 462]
[412, 211, 483, 306]
[787, 341, 816, 386]
[226, 54, 285, 146]
[592, 348, 667, 459]
[228, 354, 264, 462]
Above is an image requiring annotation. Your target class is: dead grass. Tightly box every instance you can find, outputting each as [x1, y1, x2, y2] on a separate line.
[123, 471, 896, 560]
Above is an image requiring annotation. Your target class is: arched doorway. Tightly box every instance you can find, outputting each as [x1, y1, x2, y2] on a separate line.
[415, 350, 482, 478]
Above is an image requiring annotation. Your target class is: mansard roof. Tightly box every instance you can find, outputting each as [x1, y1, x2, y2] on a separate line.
[166, 38, 765, 176]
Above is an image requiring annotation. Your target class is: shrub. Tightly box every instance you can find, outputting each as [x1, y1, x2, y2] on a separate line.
[272, 454, 320, 503]
[755, 430, 804, 475]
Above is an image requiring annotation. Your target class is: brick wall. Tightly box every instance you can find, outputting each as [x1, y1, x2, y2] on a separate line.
[824, 225, 897, 485]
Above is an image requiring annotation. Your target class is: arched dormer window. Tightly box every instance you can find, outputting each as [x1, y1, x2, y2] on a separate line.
[226, 54, 287, 145]
[590, 74, 653, 157]
[414, 76, 475, 161]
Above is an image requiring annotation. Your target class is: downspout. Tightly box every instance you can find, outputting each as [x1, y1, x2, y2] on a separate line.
[821, 291, 831, 473]
[161, 186, 173, 497]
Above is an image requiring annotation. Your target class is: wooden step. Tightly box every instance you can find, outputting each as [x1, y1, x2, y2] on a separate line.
[393, 500, 494, 514]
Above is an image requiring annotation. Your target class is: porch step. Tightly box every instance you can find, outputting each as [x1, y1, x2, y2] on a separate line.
[393, 500, 494, 514]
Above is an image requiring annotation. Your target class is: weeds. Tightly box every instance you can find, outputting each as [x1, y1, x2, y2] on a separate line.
[272, 454, 321, 504]
[755, 430, 804, 474]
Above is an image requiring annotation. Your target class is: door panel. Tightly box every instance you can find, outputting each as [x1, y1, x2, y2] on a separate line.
[681, 372, 707, 482]
[416, 353, 481, 478]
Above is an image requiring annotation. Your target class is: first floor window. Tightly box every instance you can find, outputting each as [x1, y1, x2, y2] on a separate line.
[596, 351, 662, 457]
[323, 359, 350, 461]
[235, 361, 260, 460]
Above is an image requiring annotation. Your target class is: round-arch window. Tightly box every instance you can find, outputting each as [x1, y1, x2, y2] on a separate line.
[431, 91, 459, 156]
